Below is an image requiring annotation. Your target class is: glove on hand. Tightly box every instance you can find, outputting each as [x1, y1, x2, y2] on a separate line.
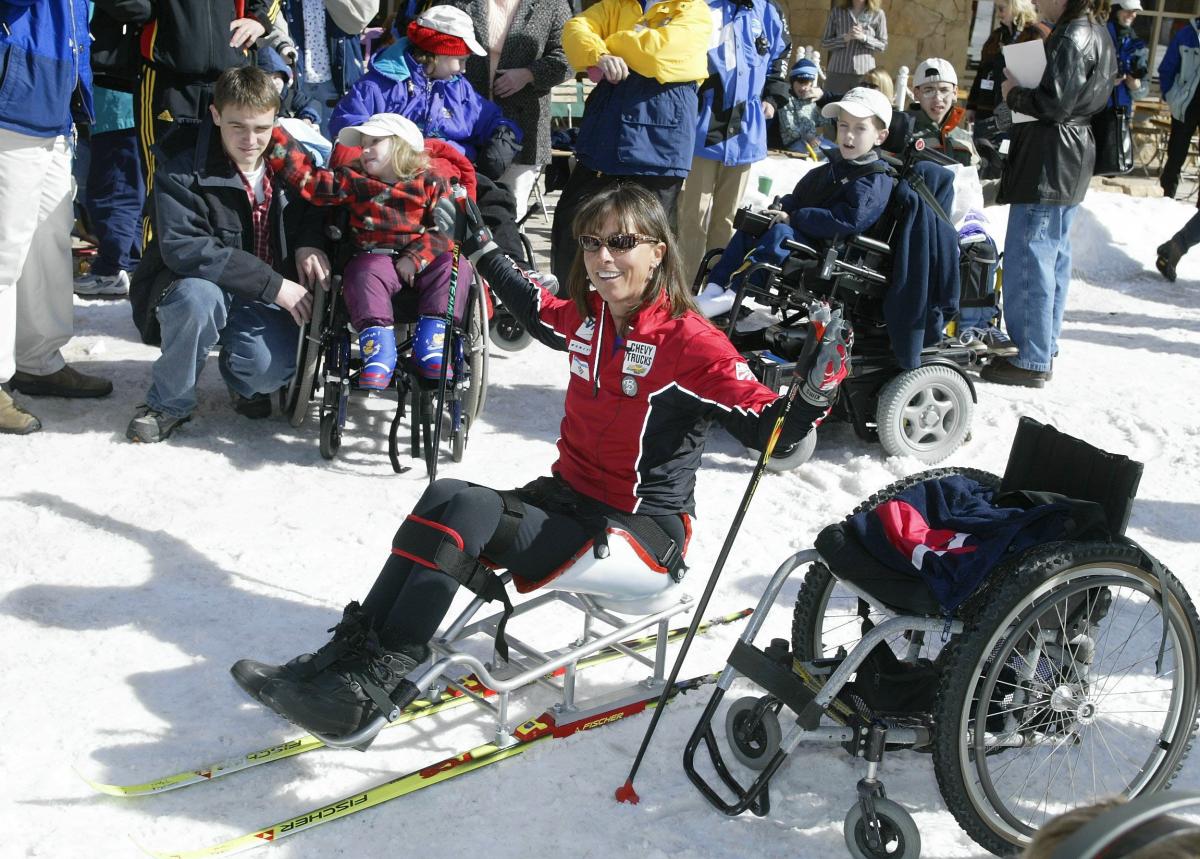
[454, 193, 499, 264]
[795, 303, 853, 407]
[432, 195, 457, 235]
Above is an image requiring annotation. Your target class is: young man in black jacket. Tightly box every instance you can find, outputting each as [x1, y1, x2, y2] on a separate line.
[127, 66, 329, 443]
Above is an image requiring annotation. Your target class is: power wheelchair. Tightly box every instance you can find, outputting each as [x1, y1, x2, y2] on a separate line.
[283, 223, 489, 475]
[697, 145, 1002, 470]
[683, 417, 1200, 857]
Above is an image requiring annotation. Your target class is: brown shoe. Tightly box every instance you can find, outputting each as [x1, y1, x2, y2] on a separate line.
[979, 358, 1047, 389]
[10, 364, 113, 398]
[0, 388, 41, 434]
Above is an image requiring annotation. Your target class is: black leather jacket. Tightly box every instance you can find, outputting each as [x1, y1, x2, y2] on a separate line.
[999, 15, 1117, 206]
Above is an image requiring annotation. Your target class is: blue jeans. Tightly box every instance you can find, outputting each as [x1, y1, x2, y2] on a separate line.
[1002, 203, 1078, 372]
[305, 79, 341, 139]
[147, 277, 298, 418]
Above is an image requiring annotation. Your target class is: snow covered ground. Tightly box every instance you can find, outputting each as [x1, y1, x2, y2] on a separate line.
[3, 186, 1200, 859]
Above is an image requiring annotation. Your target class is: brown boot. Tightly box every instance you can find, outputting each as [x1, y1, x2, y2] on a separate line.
[0, 388, 41, 434]
[10, 364, 112, 398]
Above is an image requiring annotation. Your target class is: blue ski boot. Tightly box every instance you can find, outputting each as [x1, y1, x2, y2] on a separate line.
[358, 326, 397, 390]
[412, 315, 452, 381]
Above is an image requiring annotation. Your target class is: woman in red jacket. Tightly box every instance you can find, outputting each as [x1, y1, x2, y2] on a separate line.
[232, 184, 853, 737]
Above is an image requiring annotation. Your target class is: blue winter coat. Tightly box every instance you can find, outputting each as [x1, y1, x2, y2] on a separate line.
[0, 0, 93, 138]
[1106, 21, 1149, 112]
[1158, 19, 1200, 119]
[575, 72, 698, 177]
[884, 161, 960, 370]
[692, 0, 790, 166]
[329, 38, 520, 162]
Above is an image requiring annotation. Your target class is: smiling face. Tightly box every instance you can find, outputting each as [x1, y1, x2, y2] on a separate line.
[359, 134, 400, 181]
[209, 103, 277, 174]
[836, 109, 888, 159]
[1116, 8, 1138, 26]
[917, 82, 957, 125]
[580, 214, 665, 322]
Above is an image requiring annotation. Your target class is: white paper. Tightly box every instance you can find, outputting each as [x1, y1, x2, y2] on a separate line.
[1002, 40, 1047, 124]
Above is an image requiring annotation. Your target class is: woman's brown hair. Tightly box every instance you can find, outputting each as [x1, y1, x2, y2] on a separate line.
[566, 183, 697, 322]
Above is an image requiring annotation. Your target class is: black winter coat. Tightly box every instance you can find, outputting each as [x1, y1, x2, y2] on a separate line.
[448, 0, 572, 167]
[130, 120, 326, 345]
[90, 0, 151, 92]
[139, 0, 273, 77]
[999, 15, 1116, 206]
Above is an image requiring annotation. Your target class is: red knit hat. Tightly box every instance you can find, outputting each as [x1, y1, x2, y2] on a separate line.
[406, 20, 471, 57]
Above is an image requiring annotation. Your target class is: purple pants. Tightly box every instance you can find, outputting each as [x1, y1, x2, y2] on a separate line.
[342, 251, 472, 329]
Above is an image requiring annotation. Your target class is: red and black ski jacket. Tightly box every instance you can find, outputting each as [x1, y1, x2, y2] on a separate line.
[139, 0, 276, 77]
[477, 251, 828, 517]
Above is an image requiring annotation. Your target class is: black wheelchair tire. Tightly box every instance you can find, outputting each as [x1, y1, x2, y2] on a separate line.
[319, 410, 341, 460]
[724, 695, 782, 770]
[287, 279, 329, 428]
[930, 541, 1200, 856]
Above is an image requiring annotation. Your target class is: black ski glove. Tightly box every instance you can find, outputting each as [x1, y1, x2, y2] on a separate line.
[454, 194, 499, 265]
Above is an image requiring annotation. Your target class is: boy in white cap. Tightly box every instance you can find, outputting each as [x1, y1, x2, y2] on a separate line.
[908, 57, 979, 167]
[697, 87, 894, 318]
[264, 112, 470, 389]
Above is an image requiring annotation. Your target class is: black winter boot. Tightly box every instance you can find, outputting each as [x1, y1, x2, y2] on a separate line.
[230, 601, 373, 703]
[258, 633, 430, 736]
[1156, 239, 1185, 283]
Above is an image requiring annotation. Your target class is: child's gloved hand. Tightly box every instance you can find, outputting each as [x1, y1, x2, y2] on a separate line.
[394, 255, 418, 287]
[794, 304, 853, 406]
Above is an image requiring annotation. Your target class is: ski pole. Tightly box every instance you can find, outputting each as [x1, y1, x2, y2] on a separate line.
[427, 241, 461, 484]
[616, 305, 838, 805]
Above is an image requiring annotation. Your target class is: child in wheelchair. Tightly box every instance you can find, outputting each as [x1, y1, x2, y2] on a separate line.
[697, 86, 895, 319]
[264, 112, 466, 391]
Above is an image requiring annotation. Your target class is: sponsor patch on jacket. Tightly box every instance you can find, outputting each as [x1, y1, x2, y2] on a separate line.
[622, 341, 656, 377]
[575, 319, 595, 341]
[569, 339, 592, 356]
[570, 354, 590, 381]
[735, 362, 755, 382]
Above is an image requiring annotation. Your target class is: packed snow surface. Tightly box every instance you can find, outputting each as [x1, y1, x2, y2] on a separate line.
[3, 187, 1200, 858]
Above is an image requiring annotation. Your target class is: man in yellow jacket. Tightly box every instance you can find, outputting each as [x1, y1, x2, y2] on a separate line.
[550, 0, 711, 279]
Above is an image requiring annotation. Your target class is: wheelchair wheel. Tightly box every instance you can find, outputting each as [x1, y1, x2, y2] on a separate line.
[463, 279, 489, 422]
[792, 468, 1001, 663]
[286, 279, 329, 428]
[876, 365, 973, 463]
[489, 307, 533, 352]
[747, 428, 817, 473]
[931, 541, 1200, 856]
[843, 798, 921, 859]
[724, 695, 782, 770]
[319, 410, 341, 459]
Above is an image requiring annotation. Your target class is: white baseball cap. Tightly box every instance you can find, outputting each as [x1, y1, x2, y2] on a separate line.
[914, 58, 958, 89]
[337, 113, 425, 152]
[821, 86, 893, 129]
[1114, 0, 1142, 9]
[413, 6, 487, 57]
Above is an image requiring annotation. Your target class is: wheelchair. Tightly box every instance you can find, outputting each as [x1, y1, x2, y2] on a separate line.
[683, 417, 1200, 857]
[283, 237, 490, 475]
[697, 148, 1002, 470]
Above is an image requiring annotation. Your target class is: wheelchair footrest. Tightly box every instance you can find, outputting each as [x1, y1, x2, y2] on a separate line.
[728, 639, 822, 729]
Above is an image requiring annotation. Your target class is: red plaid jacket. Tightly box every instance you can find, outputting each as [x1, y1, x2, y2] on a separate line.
[265, 126, 450, 273]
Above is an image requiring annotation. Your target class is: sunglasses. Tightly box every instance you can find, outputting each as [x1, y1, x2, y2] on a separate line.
[577, 233, 660, 254]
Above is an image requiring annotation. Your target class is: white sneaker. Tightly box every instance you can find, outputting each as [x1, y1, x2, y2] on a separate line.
[696, 282, 735, 318]
[75, 269, 129, 296]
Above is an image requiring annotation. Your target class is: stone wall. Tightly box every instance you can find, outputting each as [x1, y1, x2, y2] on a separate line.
[780, 0, 973, 86]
